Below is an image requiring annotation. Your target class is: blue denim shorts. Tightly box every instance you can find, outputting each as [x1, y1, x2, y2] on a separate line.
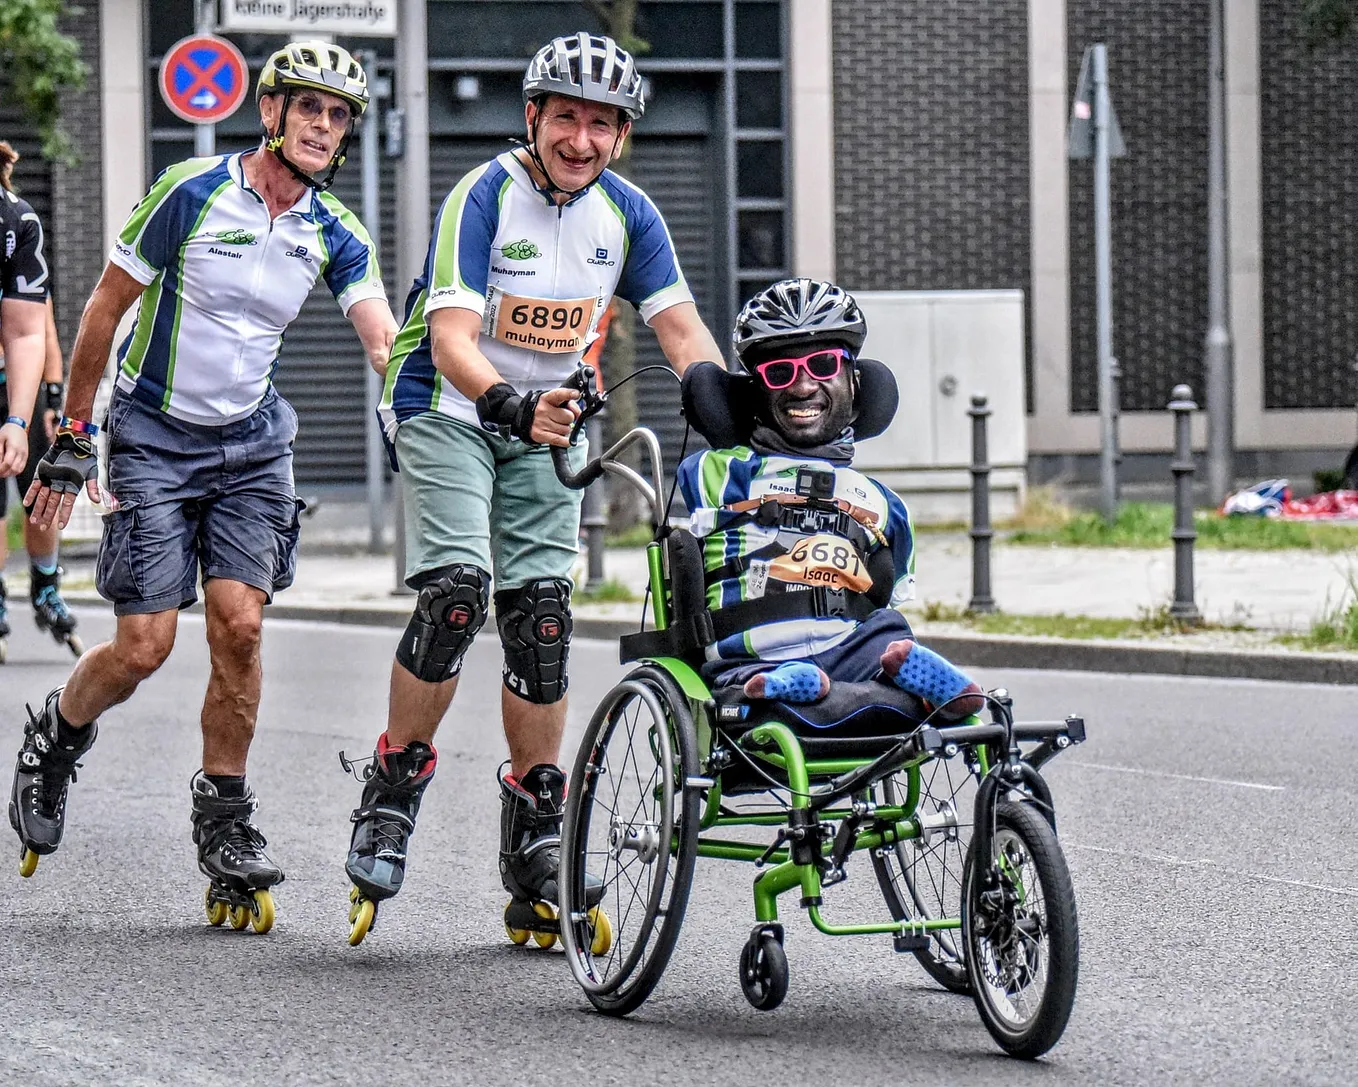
[95, 387, 302, 616]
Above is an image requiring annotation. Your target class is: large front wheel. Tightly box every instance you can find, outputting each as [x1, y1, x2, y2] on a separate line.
[560, 666, 701, 1016]
[962, 800, 1079, 1059]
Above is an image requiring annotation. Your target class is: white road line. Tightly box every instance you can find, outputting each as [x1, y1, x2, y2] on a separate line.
[1067, 759, 1285, 792]
[1070, 842, 1358, 899]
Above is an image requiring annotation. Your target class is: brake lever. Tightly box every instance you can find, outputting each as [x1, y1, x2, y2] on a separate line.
[562, 364, 607, 444]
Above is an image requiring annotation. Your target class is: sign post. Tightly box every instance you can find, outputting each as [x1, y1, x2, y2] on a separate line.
[1069, 44, 1127, 523]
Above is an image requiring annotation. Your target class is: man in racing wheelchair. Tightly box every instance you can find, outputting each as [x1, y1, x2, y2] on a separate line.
[675, 278, 984, 723]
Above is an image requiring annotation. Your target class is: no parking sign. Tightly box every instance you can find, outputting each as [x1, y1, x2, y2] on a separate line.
[159, 34, 249, 125]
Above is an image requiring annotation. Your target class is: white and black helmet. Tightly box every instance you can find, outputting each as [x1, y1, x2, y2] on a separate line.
[523, 32, 646, 120]
[733, 278, 868, 367]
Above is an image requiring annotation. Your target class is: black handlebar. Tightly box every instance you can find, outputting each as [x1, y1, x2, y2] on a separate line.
[550, 365, 609, 489]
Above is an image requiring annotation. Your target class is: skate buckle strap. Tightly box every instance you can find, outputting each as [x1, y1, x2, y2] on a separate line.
[350, 803, 416, 829]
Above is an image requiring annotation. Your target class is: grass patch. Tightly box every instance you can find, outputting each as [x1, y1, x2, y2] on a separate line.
[604, 523, 656, 548]
[1278, 572, 1358, 650]
[6, 506, 20, 552]
[912, 599, 1248, 640]
[574, 577, 639, 604]
[1007, 501, 1358, 552]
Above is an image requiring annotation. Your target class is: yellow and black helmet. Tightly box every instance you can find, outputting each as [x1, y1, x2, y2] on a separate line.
[257, 40, 369, 115]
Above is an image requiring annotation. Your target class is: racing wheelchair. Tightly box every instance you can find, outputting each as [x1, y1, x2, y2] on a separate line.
[549, 362, 1086, 1059]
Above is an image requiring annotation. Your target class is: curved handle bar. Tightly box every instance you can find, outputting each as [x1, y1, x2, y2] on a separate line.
[552, 443, 607, 490]
[550, 364, 609, 490]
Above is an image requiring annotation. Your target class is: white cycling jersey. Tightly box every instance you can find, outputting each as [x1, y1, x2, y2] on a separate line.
[110, 151, 384, 425]
[380, 149, 693, 437]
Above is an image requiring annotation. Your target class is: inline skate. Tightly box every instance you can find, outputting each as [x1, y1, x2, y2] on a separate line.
[9, 688, 97, 877]
[341, 734, 436, 946]
[500, 762, 610, 953]
[191, 771, 283, 934]
[30, 565, 83, 657]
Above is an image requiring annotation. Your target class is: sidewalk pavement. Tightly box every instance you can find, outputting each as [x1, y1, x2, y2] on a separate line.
[15, 500, 1358, 685]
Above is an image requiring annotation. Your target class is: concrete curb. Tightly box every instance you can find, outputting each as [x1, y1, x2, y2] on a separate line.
[59, 594, 1358, 686]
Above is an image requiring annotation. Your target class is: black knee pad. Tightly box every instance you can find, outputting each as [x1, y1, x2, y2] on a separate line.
[495, 578, 572, 704]
[396, 565, 491, 683]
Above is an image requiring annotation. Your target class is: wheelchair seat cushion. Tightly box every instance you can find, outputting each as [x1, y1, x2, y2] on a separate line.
[720, 679, 928, 738]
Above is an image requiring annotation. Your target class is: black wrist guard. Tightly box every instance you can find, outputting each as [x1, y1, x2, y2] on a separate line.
[475, 382, 541, 444]
[43, 382, 64, 414]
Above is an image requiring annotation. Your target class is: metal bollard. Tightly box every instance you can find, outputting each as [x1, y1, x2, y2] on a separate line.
[968, 394, 997, 614]
[1168, 384, 1202, 625]
[581, 414, 608, 585]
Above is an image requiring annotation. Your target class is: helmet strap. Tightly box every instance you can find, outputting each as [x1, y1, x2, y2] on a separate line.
[264, 88, 352, 194]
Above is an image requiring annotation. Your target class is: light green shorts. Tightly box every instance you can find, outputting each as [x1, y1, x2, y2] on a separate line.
[394, 412, 587, 590]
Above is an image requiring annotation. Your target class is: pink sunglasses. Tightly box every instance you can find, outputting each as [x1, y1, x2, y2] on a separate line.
[754, 348, 849, 390]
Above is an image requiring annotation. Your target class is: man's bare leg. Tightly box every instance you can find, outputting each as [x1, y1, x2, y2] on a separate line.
[385, 664, 459, 747]
[501, 687, 566, 780]
[58, 609, 179, 726]
[200, 578, 267, 775]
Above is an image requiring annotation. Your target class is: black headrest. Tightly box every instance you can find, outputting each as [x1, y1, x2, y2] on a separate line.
[680, 359, 898, 449]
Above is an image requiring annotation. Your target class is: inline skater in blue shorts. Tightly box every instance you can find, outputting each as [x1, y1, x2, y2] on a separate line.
[11, 42, 398, 932]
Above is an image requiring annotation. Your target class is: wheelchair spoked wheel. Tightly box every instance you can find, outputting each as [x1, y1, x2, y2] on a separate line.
[560, 666, 700, 1016]
[961, 801, 1079, 1059]
[870, 756, 976, 994]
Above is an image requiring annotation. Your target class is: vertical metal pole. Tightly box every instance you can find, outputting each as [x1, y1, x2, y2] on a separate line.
[194, 0, 215, 157]
[1093, 44, 1117, 522]
[1169, 384, 1202, 625]
[968, 394, 996, 614]
[1205, 0, 1235, 504]
[392, 0, 430, 594]
[582, 414, 607, 585]
[723, 0, 739, 335]
[361, 52, 385, 555]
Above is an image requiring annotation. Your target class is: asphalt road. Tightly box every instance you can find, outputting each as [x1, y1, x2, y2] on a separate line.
[0, 609, 1353, 1086]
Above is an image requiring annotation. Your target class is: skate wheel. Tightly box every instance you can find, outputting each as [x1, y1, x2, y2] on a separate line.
[228, 903, 251, 930]
[204, 886, 228, 927]
[250, 890, 275, 934]
[504, 901, 530, 945]
[349, 896, 375, 946]
[66, 634, 84, 658]
[531, 901, 557, 949]
[18, 848, 37, 878]
[587, 906, 613, 956]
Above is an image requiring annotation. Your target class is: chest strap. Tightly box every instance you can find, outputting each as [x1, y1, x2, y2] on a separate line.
[618, 587, 876, 664]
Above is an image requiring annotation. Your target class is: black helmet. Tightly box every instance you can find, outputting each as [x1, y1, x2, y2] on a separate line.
[732, 278, 867, 368]
[523, 32, 645, 120]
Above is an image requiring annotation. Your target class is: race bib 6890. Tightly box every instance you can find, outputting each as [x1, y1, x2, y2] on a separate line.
[486, 289, 598, 353]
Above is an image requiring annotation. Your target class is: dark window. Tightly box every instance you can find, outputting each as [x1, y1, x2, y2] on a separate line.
[737, 140, 782, 199]
[738, 209, 784, 270]
[736, 2, 782, 59]
[736, 70, 782, 129]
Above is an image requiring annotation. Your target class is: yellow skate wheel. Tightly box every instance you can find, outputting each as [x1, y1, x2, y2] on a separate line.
[204, 887, 228, 927]
[250, 890, 275, 935]
[18, 848, 38, 878]
[587, 906, 613, 956]
[349, 897, 375, 946]
[228, 903, 251, 930]
[504, 901, 530, 945]
[531, 901, 557, 949]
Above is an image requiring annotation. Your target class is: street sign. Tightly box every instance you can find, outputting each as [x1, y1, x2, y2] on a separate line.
[1068, 45, 1126, 159]
[220, 1, 398, 37]
[159, 34, 248, 125]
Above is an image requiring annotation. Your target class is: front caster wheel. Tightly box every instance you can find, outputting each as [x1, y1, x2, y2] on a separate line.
[18, 848, 38, 878]
[739, 931, 789, 1011]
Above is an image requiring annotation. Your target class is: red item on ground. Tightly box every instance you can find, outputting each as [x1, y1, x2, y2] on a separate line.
[1279, 489, 1358, 521]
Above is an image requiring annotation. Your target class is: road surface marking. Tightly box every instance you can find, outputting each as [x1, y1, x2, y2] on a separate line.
[1068, 760, 1284, 791]
[1070, 842, 1358, 899]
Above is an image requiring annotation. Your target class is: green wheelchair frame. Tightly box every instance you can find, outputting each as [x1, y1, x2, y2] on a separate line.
[551, 404, 1085, 1061]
